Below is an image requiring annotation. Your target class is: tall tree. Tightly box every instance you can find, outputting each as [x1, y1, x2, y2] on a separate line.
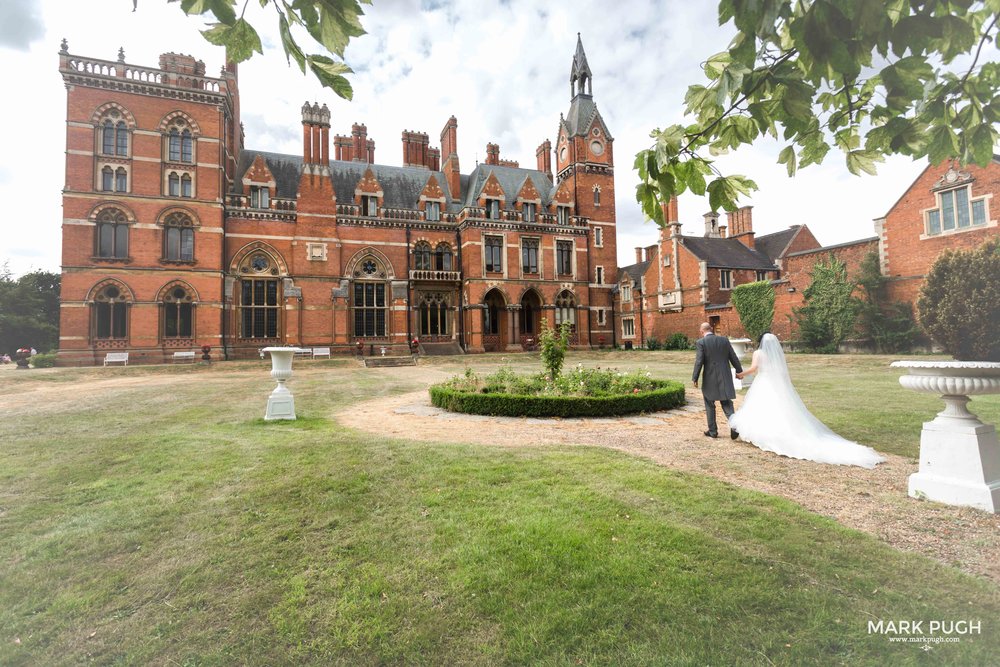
[634, 0, 1000, 223]
[0, 268, 61, 355]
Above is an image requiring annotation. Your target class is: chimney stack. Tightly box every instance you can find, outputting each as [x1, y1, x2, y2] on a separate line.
[351, 123, 368, 162]
[536, 139, 552, 180]
[301, 101, 330, 166]
[485, 142, 500, 166]
[427, 147, 440, 171]
[727, 205, 755, 248]
[440, 116, 460, 200]
[635, 247, 644, 264]
[402, 131, 434, 168]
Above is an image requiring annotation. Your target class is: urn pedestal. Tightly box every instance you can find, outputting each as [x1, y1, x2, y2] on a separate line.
[262, 347, 307, 420]
[891, 361, 1000, 513]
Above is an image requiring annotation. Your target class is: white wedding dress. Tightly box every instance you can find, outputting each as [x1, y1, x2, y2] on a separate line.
[729, 334, 885, 468]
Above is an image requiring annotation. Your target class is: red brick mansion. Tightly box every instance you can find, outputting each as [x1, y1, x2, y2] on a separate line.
[57, 36, 618, 364]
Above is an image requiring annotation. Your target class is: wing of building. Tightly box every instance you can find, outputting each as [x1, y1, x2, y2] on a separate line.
[57, 35, 618, 364]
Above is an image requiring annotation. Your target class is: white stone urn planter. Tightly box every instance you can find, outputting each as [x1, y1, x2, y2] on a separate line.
[730, 338, 752, 358]
[891, 360, 1000, 512]
[262, 347, 307, 420]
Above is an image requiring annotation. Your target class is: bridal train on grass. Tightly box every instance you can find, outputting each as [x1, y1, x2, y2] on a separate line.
[729, 334, 885, 469]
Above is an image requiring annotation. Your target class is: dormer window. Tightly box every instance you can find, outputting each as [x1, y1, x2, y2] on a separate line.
[250, 185, 270, 209]
[622, 283, 632, 302]
[485, 199, 500, 220]
[362, 195, 378, 217]
[523, 203, 536, 222]
[426, 201, 441, 222]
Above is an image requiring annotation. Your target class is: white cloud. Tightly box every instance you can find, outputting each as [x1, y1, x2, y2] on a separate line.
[0, 0, 944, 278]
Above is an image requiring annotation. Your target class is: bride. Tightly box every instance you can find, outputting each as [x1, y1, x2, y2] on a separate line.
[730, 333, 885, 468]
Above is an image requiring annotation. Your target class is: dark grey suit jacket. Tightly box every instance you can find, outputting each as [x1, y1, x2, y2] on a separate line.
[692, 334, 744, 401]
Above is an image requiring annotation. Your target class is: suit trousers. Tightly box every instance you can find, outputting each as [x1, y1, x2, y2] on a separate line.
[704, 398, 735, 436]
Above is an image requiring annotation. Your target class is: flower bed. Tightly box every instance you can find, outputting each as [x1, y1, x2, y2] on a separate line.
[429, 365, 686, 418]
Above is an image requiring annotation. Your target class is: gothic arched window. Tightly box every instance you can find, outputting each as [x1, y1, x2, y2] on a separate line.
[162, 285, 194, 339]
[434, 243, 453, 271]
[163, 212, 195, 262]
[413, 242, 432, 271]
[418, 293, 449, 336]
[95, 208, 129, 259]
[239, 252, 280, 339]
[93, 283, 129, 340]
[555, 290, 577, 331]
[352, 257, 388, 338]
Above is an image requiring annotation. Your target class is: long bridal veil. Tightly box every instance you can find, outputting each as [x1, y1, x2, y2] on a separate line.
[730, 334, 885, 468]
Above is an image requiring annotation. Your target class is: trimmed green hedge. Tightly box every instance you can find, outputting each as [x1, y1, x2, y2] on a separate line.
[429, 380, 686, 418]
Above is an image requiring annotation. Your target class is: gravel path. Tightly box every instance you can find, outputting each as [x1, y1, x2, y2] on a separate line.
[337, 388, 1000, 583]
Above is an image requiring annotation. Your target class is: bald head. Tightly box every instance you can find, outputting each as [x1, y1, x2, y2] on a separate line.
[699, 322, 712, 336]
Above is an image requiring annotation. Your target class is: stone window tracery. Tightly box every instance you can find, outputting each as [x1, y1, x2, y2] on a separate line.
[162, 285, 194, 339]
[93, 283, 129, 340]
[162, 212, 195, 262]
[94, 208, 129, 259]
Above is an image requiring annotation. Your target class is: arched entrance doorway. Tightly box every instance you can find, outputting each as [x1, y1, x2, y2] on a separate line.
[482, 288, 506, 352]
[520, 289, 542, 349]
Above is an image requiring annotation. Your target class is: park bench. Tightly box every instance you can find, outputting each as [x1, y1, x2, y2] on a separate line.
[294, 348, 313, 359]
[172, 350, 197, 363]
[103, 352, 129, 366]
[312, 347, 331, 359]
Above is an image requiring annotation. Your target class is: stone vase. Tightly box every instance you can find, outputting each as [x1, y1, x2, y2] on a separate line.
[262, 347, 307, 420]
[891, 360, 1000, 513]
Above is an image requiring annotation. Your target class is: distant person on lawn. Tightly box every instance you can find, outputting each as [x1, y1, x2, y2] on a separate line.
[692, 322, 743, 439]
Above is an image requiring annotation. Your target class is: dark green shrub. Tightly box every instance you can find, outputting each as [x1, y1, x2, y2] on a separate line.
[429, 380, 686, 418]
[664, 333, 691, 350]
[31, 352, 57, 368]
[731, 280, 774, 343]
[917, 238, 1000, 361]
[645, 335, 662, 350]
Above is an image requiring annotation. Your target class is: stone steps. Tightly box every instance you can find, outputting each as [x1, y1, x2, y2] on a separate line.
[419, 341, 465, 356]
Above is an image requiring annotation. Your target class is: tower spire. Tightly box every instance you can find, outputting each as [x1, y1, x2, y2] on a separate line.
[570, 33, 593, 98]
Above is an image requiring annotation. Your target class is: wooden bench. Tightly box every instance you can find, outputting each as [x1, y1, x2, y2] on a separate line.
[104, 352, 129, 366]
[294, 349, 313, 359]
[312, 347, 331, 359]
[172, 350, 197, 363]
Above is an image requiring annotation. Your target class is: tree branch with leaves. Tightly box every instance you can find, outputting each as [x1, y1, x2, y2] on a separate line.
[156, 0, 369, 99]
[635, 0, 1000, 224]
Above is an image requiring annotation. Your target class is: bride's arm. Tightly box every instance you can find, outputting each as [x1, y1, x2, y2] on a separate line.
[736, 350, 761, 379]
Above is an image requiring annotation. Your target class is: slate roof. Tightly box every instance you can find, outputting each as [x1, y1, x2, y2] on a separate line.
[785, 236, 878, 258]
[561, 95, 613, 140]
[618, 261, 650, 285]
[754, 226, 801, 263]
[680, 236, 776, 270]
[236, 150, 457, 207]
[237, 149, 563, 213]
[463, 163, 557, 208]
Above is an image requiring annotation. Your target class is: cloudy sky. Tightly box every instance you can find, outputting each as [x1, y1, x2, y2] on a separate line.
[0, 0, 932, 277]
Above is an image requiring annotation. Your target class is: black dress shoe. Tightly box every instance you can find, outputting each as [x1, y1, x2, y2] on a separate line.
[731, 430, 740, 440]
[704, 430, 718, 438]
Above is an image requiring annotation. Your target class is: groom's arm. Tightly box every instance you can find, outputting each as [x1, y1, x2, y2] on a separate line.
[727, 342, 743, 374]
[692, 339, 705, 385]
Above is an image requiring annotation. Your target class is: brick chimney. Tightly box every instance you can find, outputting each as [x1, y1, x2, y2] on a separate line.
[440, 116, 460, 201]
[536, 139, 552, 180]
[402, 130, 431, 168]
[334, 134, 352, 161]
[366, 138, 375, 163]
[351, 123, 368, 162]
[301, 102, 330, 165]
[663, 196, 679, 225]
[635, 247, 644, 263]
[427, 147, 440, 171]
[485, 142, 500, 165]
[727, 205, 755, 248]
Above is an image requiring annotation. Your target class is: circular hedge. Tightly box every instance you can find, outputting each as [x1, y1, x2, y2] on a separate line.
[429, 380, 686, 418]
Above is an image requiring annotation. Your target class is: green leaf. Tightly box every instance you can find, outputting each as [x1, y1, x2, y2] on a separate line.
[278, 12, 307, 72]
[777, 145, 797, 176]
[845, 150, 882, 176]
[181, 0, 237, 25]
[307, 54, 354, 98]
[927, 125, 959, 164]
[303, 0, 368, 58]
[201, 18, 263, 63]
[969, 124, 996, 166]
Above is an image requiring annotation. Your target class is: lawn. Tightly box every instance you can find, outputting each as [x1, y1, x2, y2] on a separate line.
[1, 352, 998, 665]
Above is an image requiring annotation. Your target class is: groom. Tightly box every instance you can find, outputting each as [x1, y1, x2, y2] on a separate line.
[692, 322, 743, 439]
